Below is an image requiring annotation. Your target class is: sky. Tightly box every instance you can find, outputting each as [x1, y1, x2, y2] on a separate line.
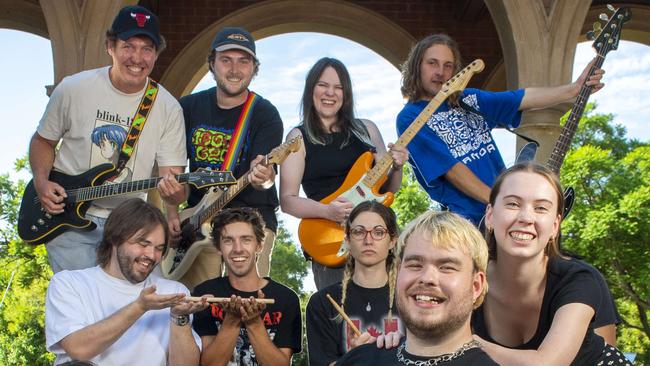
[1, 30, 649, 289]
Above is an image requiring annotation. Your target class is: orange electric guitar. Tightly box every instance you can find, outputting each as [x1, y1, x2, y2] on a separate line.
[299, 59, 485, 267]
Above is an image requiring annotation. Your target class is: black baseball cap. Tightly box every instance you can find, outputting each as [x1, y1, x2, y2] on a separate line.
[110, 5, 161, 47]
[211, 27, 257, 61]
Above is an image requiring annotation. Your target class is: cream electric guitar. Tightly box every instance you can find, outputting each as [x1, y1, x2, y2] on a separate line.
[298, 60, 485, 267]
[161, 136, 302, 284]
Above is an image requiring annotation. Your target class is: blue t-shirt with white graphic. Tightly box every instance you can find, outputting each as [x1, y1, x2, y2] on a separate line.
[396, 88, 524, 225]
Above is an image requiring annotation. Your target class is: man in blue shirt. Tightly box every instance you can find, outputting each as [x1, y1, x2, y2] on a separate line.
[397, 34, 604, 225]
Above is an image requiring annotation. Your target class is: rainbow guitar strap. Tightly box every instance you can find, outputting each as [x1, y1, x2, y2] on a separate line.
[220, 91, 259, 171]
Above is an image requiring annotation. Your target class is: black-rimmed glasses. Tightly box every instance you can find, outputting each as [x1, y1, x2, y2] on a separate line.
[349, 226, 388, 241]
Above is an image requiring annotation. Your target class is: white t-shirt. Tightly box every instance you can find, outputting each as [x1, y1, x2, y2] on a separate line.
[37, 67, 186, 217]
[45, 266, 201, 365]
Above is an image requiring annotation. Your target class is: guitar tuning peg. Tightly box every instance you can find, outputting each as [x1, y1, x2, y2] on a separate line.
[606, 4, 615, 12]
[586, 30, 595, 40]
[593, 21, 602, 32]
[599, 13, 609, 22]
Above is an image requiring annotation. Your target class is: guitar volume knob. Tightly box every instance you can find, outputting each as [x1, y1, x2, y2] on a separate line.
[37, 219, 45, 225]
[44, 213, 52, 219]
[31, 225, 38, 232]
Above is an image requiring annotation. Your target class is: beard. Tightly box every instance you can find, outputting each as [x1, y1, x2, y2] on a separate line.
[117, 248, 155, 284]
[397, 285, 474, 340]
[215, 72, 251, 97]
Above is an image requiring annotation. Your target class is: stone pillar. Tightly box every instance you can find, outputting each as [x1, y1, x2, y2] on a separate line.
[40, 0, 135, 87]
[484, 0, 592, 162]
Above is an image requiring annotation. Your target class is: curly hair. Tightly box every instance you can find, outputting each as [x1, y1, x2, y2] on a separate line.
[210, 207, 266, 250]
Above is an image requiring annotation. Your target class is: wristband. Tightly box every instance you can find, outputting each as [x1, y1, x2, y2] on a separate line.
[170, 314, 190, 326]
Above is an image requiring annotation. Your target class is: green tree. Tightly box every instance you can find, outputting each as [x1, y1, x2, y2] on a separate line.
[560, 103, 649, 363]
[392, 165, 436, 228]
[0, 160, 54, 365]
[269, 221, 310, 366]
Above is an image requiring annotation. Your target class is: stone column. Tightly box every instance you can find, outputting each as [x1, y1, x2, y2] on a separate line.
[484, 0, 592, 162]
[40, 0, 134, 89]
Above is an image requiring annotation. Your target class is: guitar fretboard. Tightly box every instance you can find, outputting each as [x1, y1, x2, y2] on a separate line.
[547, 9, 626, 174]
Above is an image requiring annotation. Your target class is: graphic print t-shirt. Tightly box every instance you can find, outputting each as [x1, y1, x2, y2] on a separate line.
[191, 277, 302, 365]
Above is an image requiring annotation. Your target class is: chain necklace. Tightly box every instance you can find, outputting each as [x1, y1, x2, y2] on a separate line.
[396, 340, 481, 366]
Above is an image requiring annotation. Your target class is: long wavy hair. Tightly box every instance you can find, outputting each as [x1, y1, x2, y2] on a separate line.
[485, 162, 565, 260]
[339, 201, 399, 321]
[400, 34, 463, 104]
[299, 57, 372, 147]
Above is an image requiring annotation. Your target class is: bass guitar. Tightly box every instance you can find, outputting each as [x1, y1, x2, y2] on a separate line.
[18, 164, 235, 245]
[523, 6, 629, 218]
[299, 60, 485, 267]
[161, 136, 303, 281]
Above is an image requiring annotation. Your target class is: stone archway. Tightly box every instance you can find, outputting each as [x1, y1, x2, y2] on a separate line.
[160, 0, 414, 98]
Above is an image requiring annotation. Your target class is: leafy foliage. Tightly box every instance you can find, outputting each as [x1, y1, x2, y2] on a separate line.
[559, 104, 649, 362]
[0, 167, 54, 365]
[269, 222, 310, 366]
[392, 166, 437, 228]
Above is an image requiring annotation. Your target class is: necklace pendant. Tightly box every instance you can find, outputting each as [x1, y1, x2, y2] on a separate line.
[365, 302, 371, 312]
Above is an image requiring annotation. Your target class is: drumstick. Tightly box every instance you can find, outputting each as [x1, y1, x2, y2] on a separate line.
[326, 293, 362, 337]
[186, 296, 275, 304]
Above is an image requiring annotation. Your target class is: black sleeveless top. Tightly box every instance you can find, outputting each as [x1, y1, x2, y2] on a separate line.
[298, 125, 374, 202]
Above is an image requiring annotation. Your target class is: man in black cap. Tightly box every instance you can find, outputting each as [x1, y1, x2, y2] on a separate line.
[174, 27, 283, 287]
[28, 5, 187, 273]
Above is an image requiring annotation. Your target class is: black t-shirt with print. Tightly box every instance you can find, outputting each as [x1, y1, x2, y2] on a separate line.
[307, 281, 402, 366]
[336, 341, 499, 366]
[192, 277, 302, 365]
[179, 88, 283, 231]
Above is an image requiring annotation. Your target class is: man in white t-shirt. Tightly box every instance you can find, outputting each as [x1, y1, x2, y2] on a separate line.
[28, 5, 187, 273]
[45, 199, 209, 366]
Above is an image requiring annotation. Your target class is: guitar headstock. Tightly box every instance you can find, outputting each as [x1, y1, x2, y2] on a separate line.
[438, 59, 485, 98]
[189, 170, 236, 189]
[587, 5, 630, 56]
[267, 135, 303, 165]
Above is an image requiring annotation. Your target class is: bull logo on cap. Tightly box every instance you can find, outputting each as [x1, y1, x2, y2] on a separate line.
[130, 12, 151, 28]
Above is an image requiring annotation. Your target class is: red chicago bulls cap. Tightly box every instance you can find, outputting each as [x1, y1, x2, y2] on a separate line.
[110, 5, 161, 47]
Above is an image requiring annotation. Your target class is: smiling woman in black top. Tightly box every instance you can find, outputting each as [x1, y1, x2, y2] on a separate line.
[473, 162, 630, 366]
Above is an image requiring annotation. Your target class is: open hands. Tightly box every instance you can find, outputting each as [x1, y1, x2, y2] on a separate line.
[220, 290, 267, 325]
[135, 285, 187, 313]
[171, 294, 210, 316]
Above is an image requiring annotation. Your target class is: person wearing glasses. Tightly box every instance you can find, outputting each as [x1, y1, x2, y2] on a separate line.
[306, 201, 403, 366]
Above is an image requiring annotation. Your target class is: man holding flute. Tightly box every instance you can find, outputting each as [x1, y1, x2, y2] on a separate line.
[191, 207, 302, 365]
[45, 199, 208, 366]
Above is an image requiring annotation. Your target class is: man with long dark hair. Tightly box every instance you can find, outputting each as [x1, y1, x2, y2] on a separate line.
[45, 199, 208, 365]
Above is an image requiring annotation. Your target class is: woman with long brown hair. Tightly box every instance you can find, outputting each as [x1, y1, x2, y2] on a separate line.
[472, 162, 630, 366]
[306, 201, 403, 366]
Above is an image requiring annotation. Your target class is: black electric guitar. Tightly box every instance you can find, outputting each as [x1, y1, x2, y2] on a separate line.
[547, 5, 630, 218]
[18, 164, 236, 245]
[161, 136, 302, 281]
